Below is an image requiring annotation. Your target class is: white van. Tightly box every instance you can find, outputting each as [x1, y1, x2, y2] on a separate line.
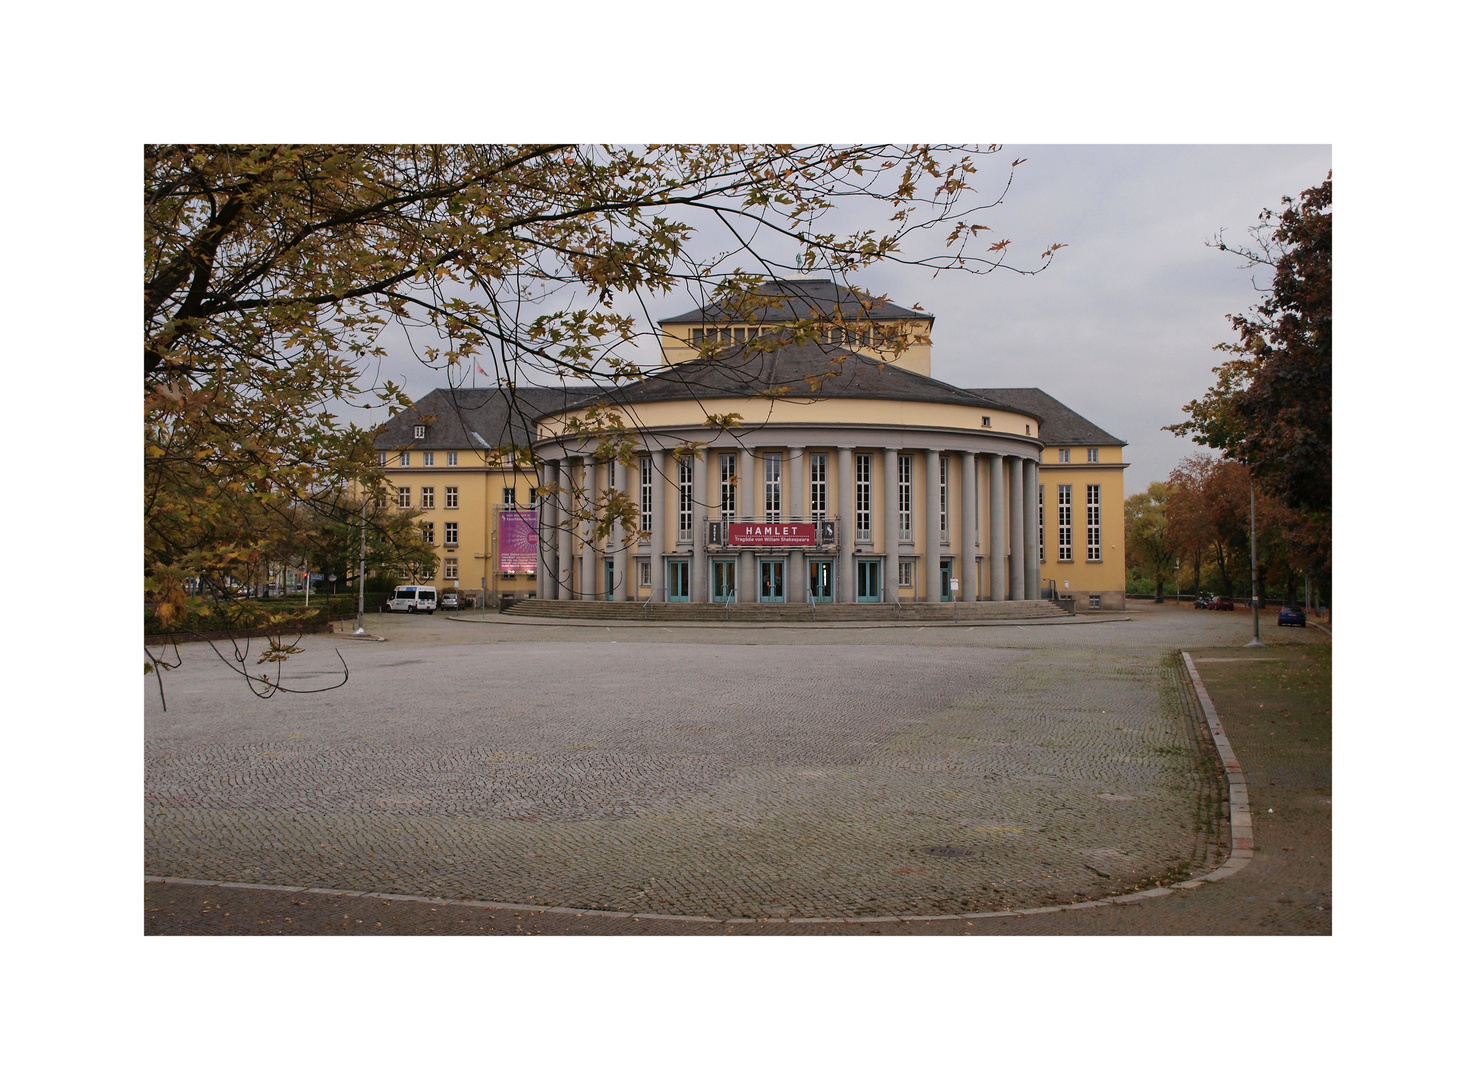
[388, 585, 439, 613]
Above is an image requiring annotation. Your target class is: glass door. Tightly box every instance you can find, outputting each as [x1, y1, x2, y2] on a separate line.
[668, 559, 689, 602]
[940, 558, 955, 602]
[760, 559, 786, 602]
[712, 560, 736, 602]
[604, 558, 615, 601]
[808, 560, 833, 602]
[857, 559, 880, 602]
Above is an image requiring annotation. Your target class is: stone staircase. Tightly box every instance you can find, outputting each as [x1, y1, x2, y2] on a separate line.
[504, 598, 1069, 623]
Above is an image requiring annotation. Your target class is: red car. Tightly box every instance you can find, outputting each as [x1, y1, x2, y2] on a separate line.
[1208, 595, 1235, 610]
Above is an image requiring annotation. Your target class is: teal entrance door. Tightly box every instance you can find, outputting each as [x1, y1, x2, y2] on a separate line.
[712, 560, 736, 602]
[605, 559, 615, 601]
[857, 559, 880, 602]
[808, 560, 833, 602]
[940, 559, 955, 601]
[668, 559, 689, 602]
[760, 559, 786, 602]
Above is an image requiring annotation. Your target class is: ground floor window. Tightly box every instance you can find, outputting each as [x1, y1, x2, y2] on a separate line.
[898, 560, 914, 588]
[638, 559, 651, 587]
[1086, 484, 1101, 561]
[1089, 594, 1101, 609]
[443, 557, 458, 580]
[1057, 485, 1073, 562]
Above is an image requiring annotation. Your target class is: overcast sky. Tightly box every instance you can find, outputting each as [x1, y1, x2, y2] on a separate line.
[370, 144, 1329, 494]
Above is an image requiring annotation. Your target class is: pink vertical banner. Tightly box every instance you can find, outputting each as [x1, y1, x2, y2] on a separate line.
[498, 510, 539, 573]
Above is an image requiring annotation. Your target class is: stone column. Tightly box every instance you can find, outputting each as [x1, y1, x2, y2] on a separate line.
[536, 459, 552, 599]
[740, 446, 756, 602]
[581, 456, 599, 599]
[648, 448, 666, 603]
[1025, 458, 1041, 600]
[691, 450, 708, 604]
[883, 447, 899, 604]
[1009, 455, 1025, 601]
[960, 450, 978, 602]
[924, 449, 941, 602]
[557, 457, 574, 600]
[611, 459, 627, 600]
[790, 446, 806, 602]
[989, 453, 1006, 601]
[837, 446, 854, 604]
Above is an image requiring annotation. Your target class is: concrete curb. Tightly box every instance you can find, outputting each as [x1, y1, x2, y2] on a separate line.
[144, 648, 1249, 927]
[1181, 650, 1254, 881]
[446, 614, 1128, 630]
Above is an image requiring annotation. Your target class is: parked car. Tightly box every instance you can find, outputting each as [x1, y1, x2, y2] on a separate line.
[1277, 604, 1307, 627]
[1208, 595, 1235, 611]
[1194, 593, 1214, 609]
[440, 592, 462, 610]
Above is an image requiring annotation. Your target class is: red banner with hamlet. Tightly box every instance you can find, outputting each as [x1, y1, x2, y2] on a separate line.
[725, 522, 816, 546]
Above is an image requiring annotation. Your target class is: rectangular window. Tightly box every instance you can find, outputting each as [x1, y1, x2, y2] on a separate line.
[447, 451, 458, 466]
[503, 487, 515, 509]
[527, 487, 537, 508]
[898, 454, 913, 541]
[1089, 594, 1101, 610]
[855, 453, 872, 542]
[1058, 449, 1070, 463]
[414, 425, 425, 439]
[1087, 448, 1099, 463]
[1086, 484, 1101, 561]
[980, 415, 991, 428]
[899, 560, 913, 587]
[396, 486, 411, 509]
[400, 453, 410, 467]
[423, 452, 434, 467]
[377, 452, 387, 467]
[608, 459, 616, 488]
[444, 486, 458, 509]
[1057, 485, 1073, 562]
[939, 454, 948, 536]
[639, 559, 652, 587]
[764, 453, 783, 522]
[640, 457, 653, 535]
[678, 456, 693, 542]
[421, 486, 435, 509]
[1038, 484, 1045, 563]
[444, 557, 458, 580]
[421, 522, 434, 545]
[720, 453, 737, 522]
[810, 453, 827, 525]
[445, 521, 459, 546]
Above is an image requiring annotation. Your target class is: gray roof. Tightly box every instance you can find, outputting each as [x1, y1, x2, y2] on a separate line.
[661, 278, 931, 325]
[574, 340, 1030, 415]
[967, 387, 1126, 447]
[375, 385, 598, 451]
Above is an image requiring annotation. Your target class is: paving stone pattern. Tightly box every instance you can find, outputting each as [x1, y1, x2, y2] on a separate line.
[146, 623, 1226, 918]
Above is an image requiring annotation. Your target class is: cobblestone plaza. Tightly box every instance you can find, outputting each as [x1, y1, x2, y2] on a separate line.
[144, 610, 1284, 918]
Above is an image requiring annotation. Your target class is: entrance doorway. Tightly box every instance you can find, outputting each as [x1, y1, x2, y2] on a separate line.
[808, 560, 833, 602]
[857, 559, 880, 602]
[940, 558, 955, 602]
[605, 559, 615, 601]
[760, 559, 786, 602]
[712, 559, 736, 602]
[668, 559, 689, 602]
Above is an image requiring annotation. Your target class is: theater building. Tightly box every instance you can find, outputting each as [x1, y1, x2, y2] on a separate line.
[377, 280, 1127, 611]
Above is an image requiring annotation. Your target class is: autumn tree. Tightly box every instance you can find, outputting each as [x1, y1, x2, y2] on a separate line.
[1169, 173, 1331, 598]
[1124, 482, 1175, 602]
[145, 145, 1061, 619]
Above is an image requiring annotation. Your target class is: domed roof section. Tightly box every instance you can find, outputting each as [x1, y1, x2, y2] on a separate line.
[660, 278, 931, 325]
[547, 338, 1034, 417]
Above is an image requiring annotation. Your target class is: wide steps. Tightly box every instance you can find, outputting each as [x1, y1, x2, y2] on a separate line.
[504, 599, 1068, 622]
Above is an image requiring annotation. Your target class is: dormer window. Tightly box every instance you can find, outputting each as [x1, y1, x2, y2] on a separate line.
[414, 425, 425, 439]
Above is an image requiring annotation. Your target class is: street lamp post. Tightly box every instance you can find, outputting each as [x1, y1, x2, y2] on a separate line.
[353, 494, 369, 636]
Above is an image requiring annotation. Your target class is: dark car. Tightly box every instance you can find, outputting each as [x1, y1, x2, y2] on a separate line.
[1209, 595, 1235, 611]
[1277, 604, 1306, 627]
[1194, 593, 1214, 609]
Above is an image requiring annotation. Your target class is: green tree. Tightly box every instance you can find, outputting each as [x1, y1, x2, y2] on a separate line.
[1125, 482, 1175, 602]
[1168, 173, 1331, 597]
[145, 145, 1061, 619]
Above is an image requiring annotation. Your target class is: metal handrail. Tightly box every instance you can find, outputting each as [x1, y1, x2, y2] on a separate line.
[642, 591, 654, 619]
[806, 588, 817, 620]
[884, 585, 902, 619]
[722, 588, 736, 620]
